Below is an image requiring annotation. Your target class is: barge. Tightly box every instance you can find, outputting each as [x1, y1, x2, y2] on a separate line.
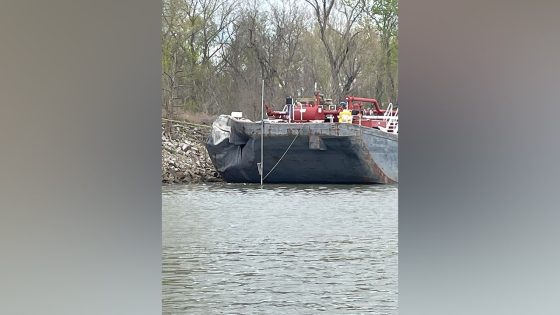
[206, 92, 398, 184]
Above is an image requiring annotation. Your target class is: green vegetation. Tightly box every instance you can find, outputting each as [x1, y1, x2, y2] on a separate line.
[162, 0, 398, 122]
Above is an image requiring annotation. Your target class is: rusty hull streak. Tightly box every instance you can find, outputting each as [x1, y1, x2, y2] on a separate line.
[358, 127, 396, 184]
[372, 160, 396, 184]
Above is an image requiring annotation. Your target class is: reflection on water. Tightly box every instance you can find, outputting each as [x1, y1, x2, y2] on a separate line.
[163, 183, 398, 314]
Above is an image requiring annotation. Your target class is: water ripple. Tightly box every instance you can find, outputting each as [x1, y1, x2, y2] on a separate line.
[163, 183, 398, 314]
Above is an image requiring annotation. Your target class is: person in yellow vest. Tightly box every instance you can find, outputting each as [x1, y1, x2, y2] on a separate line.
[338, 109, 353, 123]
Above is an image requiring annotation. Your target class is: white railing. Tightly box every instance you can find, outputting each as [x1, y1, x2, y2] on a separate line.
[379, 103, 398, 134]
[384, 103, 394, 119]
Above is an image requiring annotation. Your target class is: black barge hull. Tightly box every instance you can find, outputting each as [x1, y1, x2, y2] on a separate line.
[206, 115, 398, 184]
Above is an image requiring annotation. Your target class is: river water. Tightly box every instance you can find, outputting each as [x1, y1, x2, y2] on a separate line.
[162, 183, 398, 314]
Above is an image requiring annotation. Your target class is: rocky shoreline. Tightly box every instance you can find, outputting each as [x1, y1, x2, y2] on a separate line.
[162, 121, 222, 184]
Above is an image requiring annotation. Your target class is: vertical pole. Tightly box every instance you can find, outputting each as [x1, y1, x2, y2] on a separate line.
[260, 79, 264, 185]
[288, 96, 292, 123]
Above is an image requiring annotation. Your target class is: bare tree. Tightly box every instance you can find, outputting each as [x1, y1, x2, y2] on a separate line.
[303, 0, 365, 101]
[162, 0, 190, 134]
[362, 0, 398, 103]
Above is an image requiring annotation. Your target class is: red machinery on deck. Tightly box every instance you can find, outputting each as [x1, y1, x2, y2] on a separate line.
[266, 91, 338, 122]
[265, 91, 398, 133]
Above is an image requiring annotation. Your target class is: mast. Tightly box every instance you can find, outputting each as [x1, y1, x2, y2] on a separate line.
[260, 79, 264, 185]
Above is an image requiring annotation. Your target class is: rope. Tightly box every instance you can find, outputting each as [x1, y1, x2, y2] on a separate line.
[263, 129, 301, 181]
